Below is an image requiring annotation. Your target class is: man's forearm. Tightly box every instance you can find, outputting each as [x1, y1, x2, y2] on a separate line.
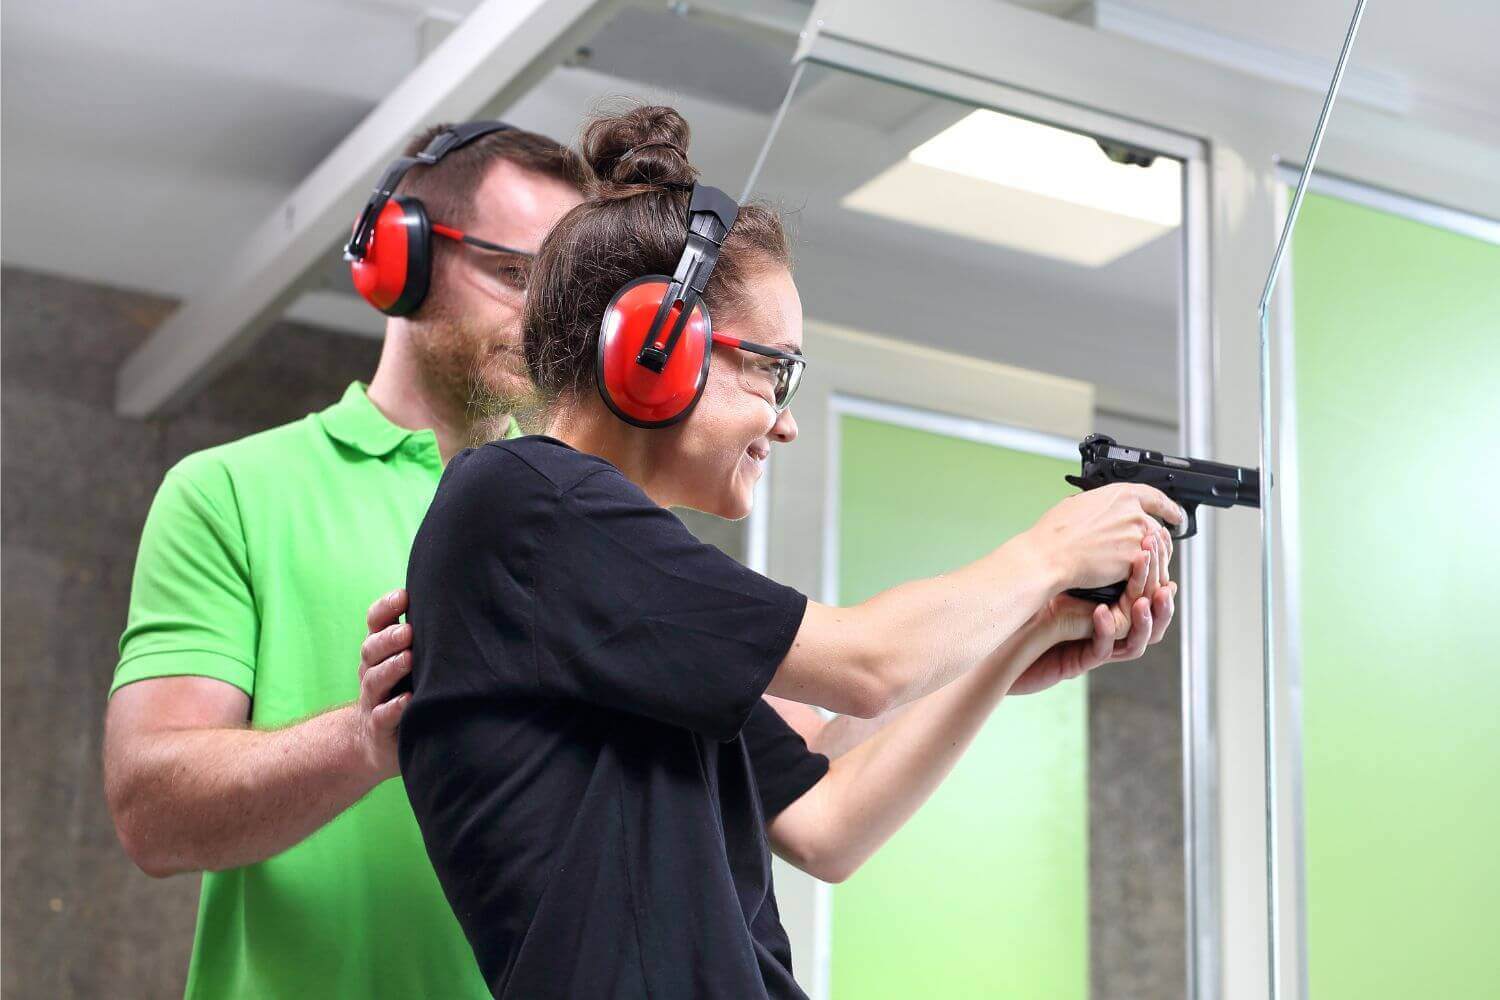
[108, 705, 381, 877]
[782, 621, 1055, 881]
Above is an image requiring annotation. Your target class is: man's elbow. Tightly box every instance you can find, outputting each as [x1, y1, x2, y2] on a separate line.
[106, 778, 188, 879]
[111, 813, 180, 879]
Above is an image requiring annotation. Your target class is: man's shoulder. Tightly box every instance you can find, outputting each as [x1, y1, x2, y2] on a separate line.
[163, 414, 324, 499]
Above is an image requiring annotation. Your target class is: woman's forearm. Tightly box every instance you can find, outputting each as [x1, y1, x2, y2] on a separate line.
[771, 620, 1055, 883]
[807, 705, 907, 760]
[855, 531, 1061, 711]
[771, 531, 1060, 719]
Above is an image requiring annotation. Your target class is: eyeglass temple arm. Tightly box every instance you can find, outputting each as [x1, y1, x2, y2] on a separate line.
[431, 223, 534, 258]
[711, 333, 803, 362]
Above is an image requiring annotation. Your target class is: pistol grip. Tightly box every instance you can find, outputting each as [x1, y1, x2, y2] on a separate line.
[1067, 581, 1128, 604]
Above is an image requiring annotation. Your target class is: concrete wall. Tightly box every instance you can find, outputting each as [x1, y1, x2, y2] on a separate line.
[1, 266, 382, 998]
[1089, 605, 1185, 1000]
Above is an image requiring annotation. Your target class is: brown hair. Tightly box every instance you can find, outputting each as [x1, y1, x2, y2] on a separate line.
[393, 122, 587, 231]
[522, 104, 791, 406]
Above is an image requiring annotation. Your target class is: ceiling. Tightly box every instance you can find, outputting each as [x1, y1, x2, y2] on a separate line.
[4, 0, 1497, 429]
[1064, 0, 1500, 144]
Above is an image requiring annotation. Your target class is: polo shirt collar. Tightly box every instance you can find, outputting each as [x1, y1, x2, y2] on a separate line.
[318, 381, 520, 458]
[317, 381, 427, 457]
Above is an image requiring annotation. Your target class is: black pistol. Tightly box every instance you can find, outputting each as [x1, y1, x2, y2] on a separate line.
[1063, 434, 1260, 603]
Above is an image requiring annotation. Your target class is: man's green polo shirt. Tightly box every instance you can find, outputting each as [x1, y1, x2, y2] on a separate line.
[115, 382, 516, 999]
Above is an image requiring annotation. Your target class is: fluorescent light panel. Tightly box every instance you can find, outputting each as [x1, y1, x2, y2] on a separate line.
[842, 109, 1182, 267]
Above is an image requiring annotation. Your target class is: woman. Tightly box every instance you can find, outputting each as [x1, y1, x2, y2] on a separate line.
[399, 105, 1181, 999]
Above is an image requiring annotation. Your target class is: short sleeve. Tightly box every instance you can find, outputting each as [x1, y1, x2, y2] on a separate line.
[742, 699, 830, 819]
[536, 468, 808, 741]
[113, 459, 259, 697]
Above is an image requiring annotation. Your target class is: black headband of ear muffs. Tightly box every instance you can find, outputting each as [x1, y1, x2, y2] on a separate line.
[343, 121, 513, 262]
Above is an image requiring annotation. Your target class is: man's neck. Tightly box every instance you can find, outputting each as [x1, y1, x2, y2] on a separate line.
[366, 327, 484, 464]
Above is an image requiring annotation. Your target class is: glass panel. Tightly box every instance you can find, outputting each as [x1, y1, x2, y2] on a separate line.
[1258, 10, 1500, 992]
[835, 413, 1087, 998]
[1276, 188, 1500, 998]
[746, 63, 1190, 999]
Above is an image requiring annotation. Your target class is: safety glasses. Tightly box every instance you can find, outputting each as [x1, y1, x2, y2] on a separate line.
[712, 333, 806, 413]
[431, 223, 534, 289]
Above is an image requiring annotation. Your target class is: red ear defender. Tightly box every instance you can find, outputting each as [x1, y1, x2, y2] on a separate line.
[344, 121, 513, 317]
[595, 184, 740, 429]
[597, 277, 713, 427]
[348, 197, 432, 317]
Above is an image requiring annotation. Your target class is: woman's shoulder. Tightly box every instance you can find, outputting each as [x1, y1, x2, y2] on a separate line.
[417, 437, 610, 561]
[444, 435, 620, 500]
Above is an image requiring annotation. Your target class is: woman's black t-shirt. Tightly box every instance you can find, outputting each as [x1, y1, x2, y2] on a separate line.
[399, 436, 829, 999]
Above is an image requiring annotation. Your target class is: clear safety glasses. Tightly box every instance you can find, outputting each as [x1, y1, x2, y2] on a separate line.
[712, 333, 806, 412]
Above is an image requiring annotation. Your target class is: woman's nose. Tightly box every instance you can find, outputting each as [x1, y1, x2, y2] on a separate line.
[771, 407, 797, 444]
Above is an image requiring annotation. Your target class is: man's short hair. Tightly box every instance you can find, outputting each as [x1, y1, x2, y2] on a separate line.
[394, 123, 587, 232]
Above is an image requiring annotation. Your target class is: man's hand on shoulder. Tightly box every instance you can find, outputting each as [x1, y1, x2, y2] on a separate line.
[357, 589, 415, 781]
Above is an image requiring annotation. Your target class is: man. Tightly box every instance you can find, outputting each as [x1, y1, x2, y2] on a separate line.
[103, 123, 585, 998]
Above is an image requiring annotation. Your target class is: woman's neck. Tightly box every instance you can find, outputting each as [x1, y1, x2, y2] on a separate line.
[548, 405, 674, 508]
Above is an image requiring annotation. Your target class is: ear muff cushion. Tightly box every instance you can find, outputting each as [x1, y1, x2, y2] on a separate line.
[350, 197, 432, 316]
[597, 276, 713, 428]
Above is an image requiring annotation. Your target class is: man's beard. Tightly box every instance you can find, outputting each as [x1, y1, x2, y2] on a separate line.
[409, 310, 537, 445]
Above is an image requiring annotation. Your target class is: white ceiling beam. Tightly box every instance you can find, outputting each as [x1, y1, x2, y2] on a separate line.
[115, 0, 624, 417]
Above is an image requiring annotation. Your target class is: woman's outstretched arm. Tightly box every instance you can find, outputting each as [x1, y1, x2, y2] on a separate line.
[766, 551, 1174, 884]
[765, 482, 1181, 720]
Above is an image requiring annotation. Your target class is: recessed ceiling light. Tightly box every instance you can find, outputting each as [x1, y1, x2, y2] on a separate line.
[842, 109, 1182, 267]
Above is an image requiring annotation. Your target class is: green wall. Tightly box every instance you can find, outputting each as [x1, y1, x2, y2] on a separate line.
[1291, 193, 1500, 996]
[831, 415, 1088, 999]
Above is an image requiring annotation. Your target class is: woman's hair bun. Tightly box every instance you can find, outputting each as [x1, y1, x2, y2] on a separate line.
[581, 104, 698, 190]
